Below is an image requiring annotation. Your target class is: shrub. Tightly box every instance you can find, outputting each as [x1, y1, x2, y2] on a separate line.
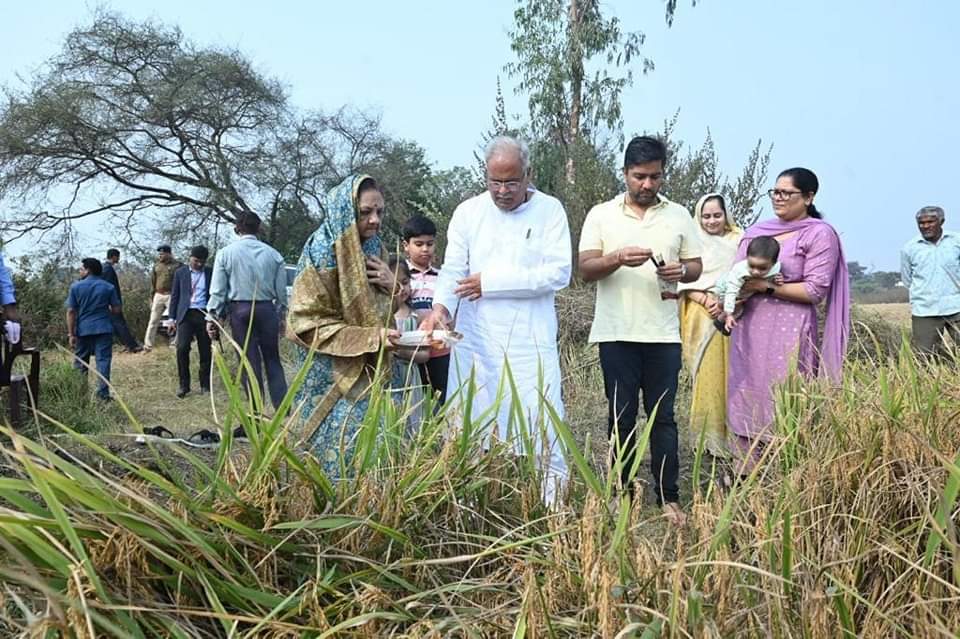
[29, 359, 120, 434]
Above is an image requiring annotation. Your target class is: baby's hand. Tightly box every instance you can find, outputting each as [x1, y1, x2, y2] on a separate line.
[772, 273, 785, 286]
[724, 314, 738, 332]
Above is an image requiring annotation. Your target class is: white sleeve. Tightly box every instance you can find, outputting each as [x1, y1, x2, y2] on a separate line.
[722, 262, 748, 313]
[433, 203, 470, 312]
[482, 203, 572, 298]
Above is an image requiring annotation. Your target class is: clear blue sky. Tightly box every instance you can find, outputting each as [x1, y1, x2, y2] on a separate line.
[2, 1, 958, 270]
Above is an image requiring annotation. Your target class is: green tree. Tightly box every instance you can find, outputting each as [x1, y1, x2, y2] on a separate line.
[657, 114, 772, 228]
[0, 13, 289, 239]
[847, 261, 868, 282]
[505, 0, 652, 189]
[0, 12, 428, 260]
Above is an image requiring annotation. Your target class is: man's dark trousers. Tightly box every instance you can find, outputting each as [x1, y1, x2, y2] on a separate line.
[74, 333, 114, 399]
[111, 313, 140, 350]
[176, 309, 212, 392]
[599, 341, 682, 505]
[228, 301, 287, 409]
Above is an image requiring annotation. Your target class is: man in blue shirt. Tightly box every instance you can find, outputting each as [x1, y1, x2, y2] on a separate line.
[206, 213, 288, 409]
[66, 258, 122, 400]
[168, 245, 213, 398]
[0, 253, 18, 320]
[901, 205, 960, 355]
[102, 248, 143, 353]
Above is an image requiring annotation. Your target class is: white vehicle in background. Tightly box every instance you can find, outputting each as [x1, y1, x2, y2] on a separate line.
[285, 264, 297, 301]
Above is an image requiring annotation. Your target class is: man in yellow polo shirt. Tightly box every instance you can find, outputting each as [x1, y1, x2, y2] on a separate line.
[579, 136, 703, 526]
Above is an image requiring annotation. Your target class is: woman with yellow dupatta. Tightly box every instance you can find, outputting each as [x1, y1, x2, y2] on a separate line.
[677, 193, 742, 457]
[287, 174, 400, 477]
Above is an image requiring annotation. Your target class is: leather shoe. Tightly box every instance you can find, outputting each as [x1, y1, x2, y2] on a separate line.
[175, 388, 189, 399]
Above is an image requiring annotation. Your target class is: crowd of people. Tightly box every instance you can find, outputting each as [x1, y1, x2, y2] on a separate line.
[1, 132, 949, 524]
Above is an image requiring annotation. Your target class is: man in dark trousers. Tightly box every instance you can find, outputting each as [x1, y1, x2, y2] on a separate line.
[206, 213, 288, 409]
[66, 258, 122, 401]
[102, 248, 143, 353]
[168, 245, 213, 398]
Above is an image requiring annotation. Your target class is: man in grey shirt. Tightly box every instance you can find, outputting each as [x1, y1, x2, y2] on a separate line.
[206, 212, 288, 409]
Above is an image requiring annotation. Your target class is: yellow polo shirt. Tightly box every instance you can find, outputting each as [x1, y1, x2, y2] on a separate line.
[579, 193, 702, 343]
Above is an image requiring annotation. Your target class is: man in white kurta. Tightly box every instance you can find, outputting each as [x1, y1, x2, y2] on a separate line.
[424, 136, 571, 504]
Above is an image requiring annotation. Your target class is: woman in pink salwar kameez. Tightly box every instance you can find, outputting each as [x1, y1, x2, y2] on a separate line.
[727, 168, 850, 465]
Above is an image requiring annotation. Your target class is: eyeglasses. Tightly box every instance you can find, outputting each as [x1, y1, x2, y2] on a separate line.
[487, 178, 526, 192]
[767, 189, 804, 201]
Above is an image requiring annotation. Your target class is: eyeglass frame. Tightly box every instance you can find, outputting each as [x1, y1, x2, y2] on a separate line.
[766, 188, 805, 201]
[486, 174, 529, 192]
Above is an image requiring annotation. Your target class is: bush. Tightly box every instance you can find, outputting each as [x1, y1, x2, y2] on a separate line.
[31, 359, 121, 434]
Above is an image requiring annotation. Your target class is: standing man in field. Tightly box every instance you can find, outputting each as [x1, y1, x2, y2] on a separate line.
[901, 205, 960, 355]
[66, 258, 122, 401]
[206, 212, 289, 409]
[102, 248, 143, 353]
[422, 135, 572, 505]
[579, 136, 703, 526]
[169, 245, 213, 398]
[143, 245, 181, 351]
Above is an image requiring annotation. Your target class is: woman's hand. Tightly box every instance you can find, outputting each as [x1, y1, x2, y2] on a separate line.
[366, 256, 397, 292]
[704, 294, 721, 318]
[688, 291, 721, 317]
[381, 328, 401, 350]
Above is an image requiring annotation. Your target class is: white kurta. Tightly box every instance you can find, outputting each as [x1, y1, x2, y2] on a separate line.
[434, 189, 571, 502]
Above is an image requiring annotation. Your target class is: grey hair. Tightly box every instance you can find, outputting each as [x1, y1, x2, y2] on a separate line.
[484, 136, 530, 173]
[916, 205, 945, 221]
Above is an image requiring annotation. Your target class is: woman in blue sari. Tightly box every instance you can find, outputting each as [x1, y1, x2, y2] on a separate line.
[287, 174, 400, 476]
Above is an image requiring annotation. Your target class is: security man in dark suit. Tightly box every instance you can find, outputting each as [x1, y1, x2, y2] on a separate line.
[102, 248, 143, 352]
[168, 245, 213, 398]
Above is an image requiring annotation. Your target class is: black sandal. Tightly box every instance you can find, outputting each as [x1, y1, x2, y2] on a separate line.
[186, 429, 221, 447]
[142, 426, 176, 439]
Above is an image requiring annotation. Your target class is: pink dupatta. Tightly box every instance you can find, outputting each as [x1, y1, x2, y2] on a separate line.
[742, 216, 850, 382]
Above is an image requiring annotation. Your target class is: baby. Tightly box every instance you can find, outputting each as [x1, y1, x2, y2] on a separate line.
[713, 235, 784, 335]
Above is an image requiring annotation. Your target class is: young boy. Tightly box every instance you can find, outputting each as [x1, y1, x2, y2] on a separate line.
[402, 215, 449, 403]
[713, 235, 784, 335]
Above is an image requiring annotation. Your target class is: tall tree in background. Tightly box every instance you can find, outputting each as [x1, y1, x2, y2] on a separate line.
[657, 114, 772, 228]
[0, 12, 430, 253]
[505, 0, 651, 191]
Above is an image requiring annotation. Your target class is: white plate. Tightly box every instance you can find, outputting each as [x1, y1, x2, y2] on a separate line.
[396, 330, 462, 347]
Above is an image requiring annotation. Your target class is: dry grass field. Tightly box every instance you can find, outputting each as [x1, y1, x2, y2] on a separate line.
[856, 302, 911, 327]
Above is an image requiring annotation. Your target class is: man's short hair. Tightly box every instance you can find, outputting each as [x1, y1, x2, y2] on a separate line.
[623, 136, 668, 169]
[484, 136, 531, 173]
[746, 236, 780, 263]
[106, 248, 120, 260]
[237, 212, 262, 235]
[190, 245, 209, 261]
[916, 205, 945, 221]
[82, 257, 103, 276]
[156, 244, 172, 253]
[402, 215, 437, 241]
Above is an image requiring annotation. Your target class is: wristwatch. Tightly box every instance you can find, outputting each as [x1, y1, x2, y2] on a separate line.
[765, 284, 776, 295]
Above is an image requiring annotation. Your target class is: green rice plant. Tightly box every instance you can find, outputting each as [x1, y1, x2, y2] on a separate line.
[1, 309, 960, 636]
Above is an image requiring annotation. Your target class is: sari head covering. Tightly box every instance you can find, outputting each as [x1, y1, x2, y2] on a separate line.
[741, 215, 850, 382]
[678, 192, 743, 292]
[287, 174, 389, 439]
